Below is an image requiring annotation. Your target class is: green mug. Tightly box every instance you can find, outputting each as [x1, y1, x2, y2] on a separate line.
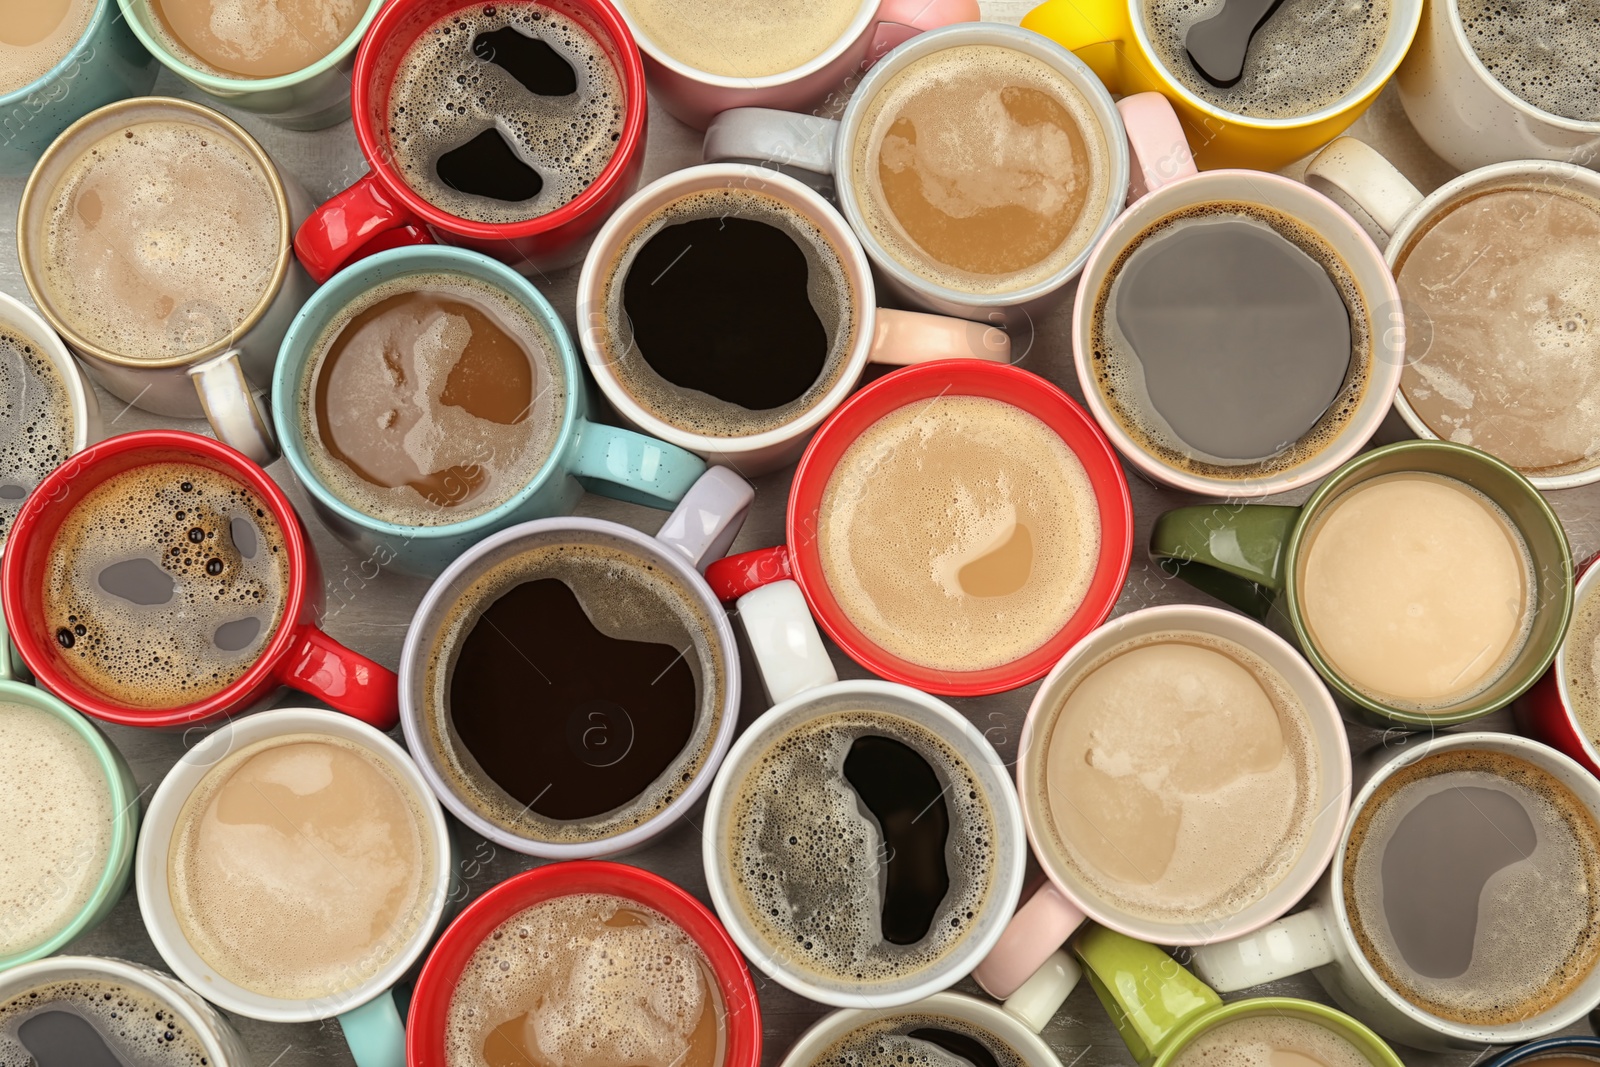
[1074, 925, 1403, 1067]
[1151, 440, 1572, 730]
[0, 612, 140, 971]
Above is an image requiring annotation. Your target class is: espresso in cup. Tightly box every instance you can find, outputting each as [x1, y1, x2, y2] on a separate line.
[147, 0, 366, 78]
[1297, 471, 1533, 712]
[387, 2, 624, 224]
[0, 326, 75, 543]
[445, 893, 725, 1067]
[0, 974, 213, 1065]
[805, 1012, 1029, 1067]
[847, 43, 1112, 296]
[40, 461, 289, 710]
[598, 186, 858, 438]
[1343, 747, 1600, 1026]
[619, 0, 859, 78]
[298, 270, 567, 524]
[0, 0, 94, 94]
[1394, 183, 1600, 479]
[1091, 201, 1371, 481]
[1170, 1014, 1376, 1067]
[1459, 0, 1600, 122]
[168, 732, 438, 1000]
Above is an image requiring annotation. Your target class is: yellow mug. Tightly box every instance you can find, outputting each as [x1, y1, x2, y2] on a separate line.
[1021, 0, 1421, 171]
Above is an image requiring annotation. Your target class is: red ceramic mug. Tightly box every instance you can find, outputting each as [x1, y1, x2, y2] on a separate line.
[1519, 552, 1600, 776]
[293, 0, 648, 283]
[706, 360, 1134, 697]
[3, 430, 398, 731]
[407, 861, 762, 1066]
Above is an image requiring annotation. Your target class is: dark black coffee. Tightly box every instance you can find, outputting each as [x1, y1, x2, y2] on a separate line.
[909, 1029, 1003, 1067]
[1186, 0, 1288, 85]
[0, 977, 212, 1066]
[436, 128, 543, 204]
[472, 27, 577, 95]
[843, 735, 951, 945]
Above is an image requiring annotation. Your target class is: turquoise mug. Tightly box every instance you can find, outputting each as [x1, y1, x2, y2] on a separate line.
[196, 244, 708, 578]
[0, 0, 157, 175]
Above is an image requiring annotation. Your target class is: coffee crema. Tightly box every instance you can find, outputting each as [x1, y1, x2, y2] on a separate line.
[0, 0, 93, 95]
[723, 704, 998, 989]
[818, 394, 1100, 673]
[807, 1014, 1027, 1067]
[620, 0, 859, 77]
[300, 271, 566, 526]
[0, 703, 113, 959]
[1145, 0, 1391, 118]
[1396, 185, 1600, 478]
[0, 327, 74, 546]
[850, 44, 1110, 295]
[42, 462, 289, 710]
[169, 733, 437, 1001]
[446, 893, 724, 1067]
[1091, 202, 1369, 481]
[0, 976, 212, 1067]
[1565, 576, 1600, 750]
[1344, 748, 1600, 1026]
[1169, 1015, 1375, 1067]
[39, 119, 282, 361]
[1460, 0, 1600, 121]
[1298, 472, 1532, 712]
[423, 539, 726, 845]
[148, 0, 367, 79]
[387, 2, 624, 224]
[1036, 630, 1318, 924]
[600, 186, 858, 438]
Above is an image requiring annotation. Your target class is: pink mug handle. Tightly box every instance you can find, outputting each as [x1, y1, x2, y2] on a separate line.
[868, 0, 980, 61]
[274, 622, 400, 730]
[972, 881, 1087, 999]
[1118, 92, 1198, 201]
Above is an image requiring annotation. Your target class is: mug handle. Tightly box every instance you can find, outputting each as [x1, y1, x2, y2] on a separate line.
[655, 467, 756, 572]
[189, 349, 279, 467]
[1001, 948, 1083, 1033]
[1187, 909, 1337, 993]
[570, 420, 709, 509]
[1303, 137, 1426, 247]
[1118, 92, 1198, 200]
[295, 172, 436, 285]
[973, 881, 1087, 999]
[338, 989, 405, 1067]
[1075, 926, 1223, 1067]
[869, 309, 1011, 364]
[1022, 0, 1137, 93]
[868, 0, 981, 60]
[1148, 504, 1301, 619]
[702, 109, 841, 175]
[705, 549, 838, 705]
[275, 623, 400, 731]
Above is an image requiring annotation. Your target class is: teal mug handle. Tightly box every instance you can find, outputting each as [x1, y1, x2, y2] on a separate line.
[338, 989, 406, 1067]
[1148, 505, 1301, 619]
[571, 419, 708, 509]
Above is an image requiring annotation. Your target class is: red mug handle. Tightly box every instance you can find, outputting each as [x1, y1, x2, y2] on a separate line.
[294, 172, 435, 284]
[706, 545, 793, 602]
[275, 622, 400, 730]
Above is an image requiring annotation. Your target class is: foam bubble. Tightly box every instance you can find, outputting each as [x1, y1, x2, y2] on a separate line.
[1460, 0, 1600, 121]
[1169, 1014, 1375, 1067]
[620, 0, 861, 78]
[0, 327, 74, 547]
[808, 1014, 1027, 1067]
[0, 0, 95, 96]
[1566, 578, 1600, 749]
[147, 0, 367, 79]
[0, 976, 212, 1067]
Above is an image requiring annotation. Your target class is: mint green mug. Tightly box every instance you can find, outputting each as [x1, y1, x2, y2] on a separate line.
[1151, 440, 1572, 730]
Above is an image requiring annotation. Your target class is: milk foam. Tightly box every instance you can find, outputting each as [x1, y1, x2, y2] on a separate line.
[149, 0, 367, 79]
[0, 327, 74, 546]
[1168, 1015, 1375, 1067]
[1461, 0, 1600, 121]
[0, 977, 212, 1067]
[621, 0, 861, 77]
[0, 0, 95, 96]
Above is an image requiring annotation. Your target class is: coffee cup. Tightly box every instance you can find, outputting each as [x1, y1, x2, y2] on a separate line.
[1488, 1038, 1600, 1067]
[3, 429, 401, 730]
[17, 96, 311, 458]
[1305, 137, 1600, 490]
[706, 358, 1129, 697]
[294, 0, 648, 283]
[1521, 554, 1600, 778]
[1152, 439, 1572, 730]
[701, 23, 1129, 328]
[1069, 95, 1404, 498]
[407, 860, 762, 1067]
[399, 466, 752, 858]
[0, 955, 250, 1065]
[115, 0, 382, 129]
[0, 0, 157, 176]
[1189, 732, 1600, 1050]
[1019, 0, 1421, 171]
[613, 0, 976, 130]
[1397, 0, 1600, 171]
[197, 244, 712, 578]
[776, 992, 1063, 1067]
[137, 706, 456, 1067]
[967, 603, 1351, 1021]
[575, 162, 1009, 476]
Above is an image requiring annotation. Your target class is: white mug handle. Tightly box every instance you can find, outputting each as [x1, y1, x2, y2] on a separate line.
[703, 109, 840, 175]
[1187, 907, 1337, 993]
[736, 581, 838, 705]
[189, 348, 279, 467]
[655, 467, 756, 571]
[1003, 948, 1083, 1033]
[1303, 137, 1426, 247]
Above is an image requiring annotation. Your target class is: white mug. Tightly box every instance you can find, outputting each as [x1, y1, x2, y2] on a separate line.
[778, 992, 1062, 1067]
[0, 291, 103, 497]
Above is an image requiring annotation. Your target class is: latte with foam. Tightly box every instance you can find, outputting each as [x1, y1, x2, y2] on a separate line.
[149, 0, 367, 79]
[0, 326, 75, 546]
[620, 0, 860, 78]
[1460, 0, 1600, 121]
[0, 976, 213, 1066]
[805, 1013, 1027, 1067]
[0, 0, 94, 95]
[1169, 1015, 1376, 1067]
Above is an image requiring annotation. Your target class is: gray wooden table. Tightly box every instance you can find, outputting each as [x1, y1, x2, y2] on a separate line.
[1, 4, 1594, 1064]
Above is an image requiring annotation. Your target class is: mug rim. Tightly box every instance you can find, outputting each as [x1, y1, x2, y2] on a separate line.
[829, 21, 1132, 310]
[0, 291, 97, 456]
[1152, 996, 1405, 1067]
[1487, 1035, 1600, 1066]
[1550, 553, 1600, 769]
[397, 513, 742, 859]
[0, 429, 314, 729]
[615, 0, 878, 89]
[1071, 168, 1404, 498]
[271, 244, 586, 541]
[0, 0, 114, 106]
[775, 991, 1061, 1067]
[1441, 0, 1600, 134]
[1015, 602, 1353, 947]
[701, 678, 1027, 1008]
[349, 0, 648, 242]
[134, 706, 454, 1023]
[16, 96, 295, 372]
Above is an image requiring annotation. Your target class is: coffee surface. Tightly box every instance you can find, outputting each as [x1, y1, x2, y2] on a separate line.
[1461, 0, 1600, 120]
[1344, 748, 1600, 1025]
[807, 1014, 1026, 1067]
[1168, 1014, 1375, 1067]
[445, 894, 724, 1067]
[0, 0, 93, 95]
[0, 327, 74, 546]
[169, 733, 436, 1001]
[620, 0, 860, 77]
[302, 271, 566, 526]
[1298, 472, 1532, 711]
[149, 0, 366, 78]
[1565, 576, 1600, 751]
[0, 977, 212, 1067]
[850, 44, 1110, 295]
[42, 462, 289, 710]
[818, 394, 1100, 673]
[40, 120, 282, 361]
[1397, 186, 1600, 477]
